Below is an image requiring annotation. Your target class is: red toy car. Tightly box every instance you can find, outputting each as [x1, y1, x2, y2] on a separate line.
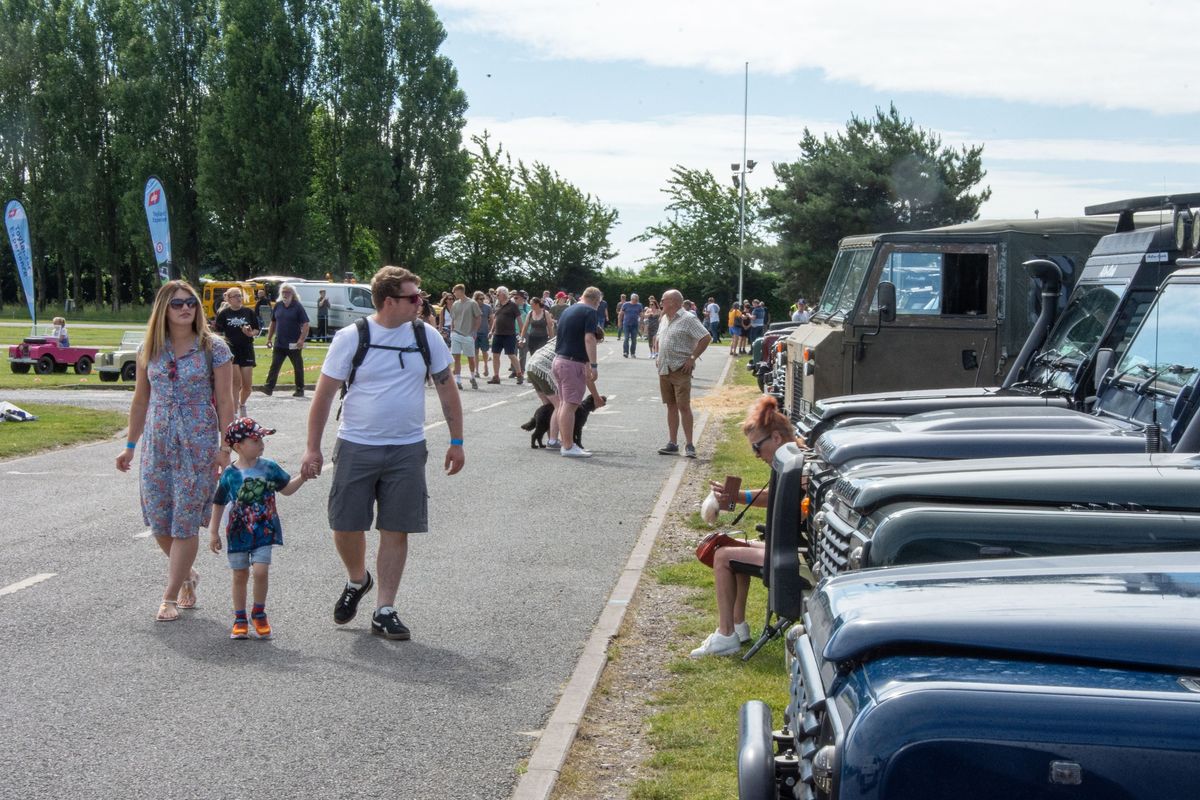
[8, 337, 100, 375]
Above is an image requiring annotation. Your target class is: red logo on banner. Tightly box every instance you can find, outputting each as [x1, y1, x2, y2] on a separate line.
[148, 189, 161, 205]
[155, 242, 164, 254]
[6, 208, 16, 219]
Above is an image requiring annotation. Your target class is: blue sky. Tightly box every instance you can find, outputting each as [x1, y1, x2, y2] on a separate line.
[431, 0, 1200, 268]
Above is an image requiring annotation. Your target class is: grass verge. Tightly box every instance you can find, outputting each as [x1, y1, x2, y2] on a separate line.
[0, 403, 127, 460]
[631, 359, 790, 799]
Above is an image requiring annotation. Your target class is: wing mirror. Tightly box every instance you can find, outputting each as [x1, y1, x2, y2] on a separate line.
[1093, 347, 1114, 392]
[877, 281, 896, 324]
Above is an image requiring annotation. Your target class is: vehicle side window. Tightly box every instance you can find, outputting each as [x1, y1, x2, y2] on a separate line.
[349, 287, 373, 308]
[871, 250, 990, 316]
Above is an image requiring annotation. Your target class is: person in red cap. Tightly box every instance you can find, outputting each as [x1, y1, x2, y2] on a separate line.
[548, 290, 571, 322]
[208, 417, 309, 639]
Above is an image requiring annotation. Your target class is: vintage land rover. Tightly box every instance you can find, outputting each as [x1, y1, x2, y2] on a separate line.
[784, 216, 1116, 420]
[803, 263, 1200, 530]
[809, 451, 1200, 578]
[796, 194, 1196, 444]
[737, 552, 1200, 800]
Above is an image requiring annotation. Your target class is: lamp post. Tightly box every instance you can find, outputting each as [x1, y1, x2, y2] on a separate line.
[731, 62, 753, 306]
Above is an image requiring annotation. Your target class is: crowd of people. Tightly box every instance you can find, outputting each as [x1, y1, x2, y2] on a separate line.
[117, 269, 812, 647]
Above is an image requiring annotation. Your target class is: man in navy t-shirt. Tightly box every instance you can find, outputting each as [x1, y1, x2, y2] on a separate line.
[552, 287, 606, 458]
[263, 284, 311, 397]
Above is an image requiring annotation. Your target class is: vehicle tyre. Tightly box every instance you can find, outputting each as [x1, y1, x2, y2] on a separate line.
[98, 371, 118, 382]
[35, 355, 55, 375]
[121, 362, 137, 382]
[10, 362, 31, 374]
[74, 355, 93, 375]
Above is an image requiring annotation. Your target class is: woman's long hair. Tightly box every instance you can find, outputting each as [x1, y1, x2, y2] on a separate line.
[141, 280, 215, 366]
[742, 395, 800, 442]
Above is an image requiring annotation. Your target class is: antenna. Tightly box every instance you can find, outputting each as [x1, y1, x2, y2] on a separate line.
[1145, 196, 1167, 452]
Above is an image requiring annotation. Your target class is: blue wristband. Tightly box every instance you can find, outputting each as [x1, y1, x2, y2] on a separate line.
[450, 438, 464, 446]
[125, 441, 136, 450]
[744, 490, 752, 505]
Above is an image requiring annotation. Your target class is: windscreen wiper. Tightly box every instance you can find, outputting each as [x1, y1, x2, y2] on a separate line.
[1136, 364, 1198, 396]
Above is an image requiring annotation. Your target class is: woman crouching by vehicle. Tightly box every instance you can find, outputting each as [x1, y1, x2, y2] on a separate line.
[691, 395, 801, 658]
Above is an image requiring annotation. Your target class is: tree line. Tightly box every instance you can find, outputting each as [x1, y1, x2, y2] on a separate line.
[0, 0, 618, 311]
[0, 0, 991, 317]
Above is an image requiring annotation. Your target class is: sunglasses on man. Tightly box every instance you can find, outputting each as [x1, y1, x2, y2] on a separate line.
[390, 293, 423, 304]
[168, 297, 199, 309]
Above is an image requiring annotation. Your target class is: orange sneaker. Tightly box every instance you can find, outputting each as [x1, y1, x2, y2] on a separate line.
[251, 613, 272, 639]
[230, 619, 249, 639]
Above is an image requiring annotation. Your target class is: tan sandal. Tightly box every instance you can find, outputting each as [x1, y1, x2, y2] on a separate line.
[177, 571, 200, 609]
[156, 600, 179, 622]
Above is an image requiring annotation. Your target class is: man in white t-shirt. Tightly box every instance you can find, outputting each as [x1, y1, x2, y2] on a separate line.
[704, 297, 721, 343]
[301, 266, 465, 641]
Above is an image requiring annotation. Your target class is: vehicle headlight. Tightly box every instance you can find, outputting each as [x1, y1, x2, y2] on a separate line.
[813, 744, 837, 794]
[848, 546, 864, 570]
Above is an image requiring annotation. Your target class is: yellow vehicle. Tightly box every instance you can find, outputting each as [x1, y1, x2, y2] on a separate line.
[199, 281, 263, 319]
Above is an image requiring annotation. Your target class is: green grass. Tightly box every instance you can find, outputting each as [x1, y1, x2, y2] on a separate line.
[0, 402, 127, 460]
[0, 305, 152, 323]
[630, 372, 787, 799]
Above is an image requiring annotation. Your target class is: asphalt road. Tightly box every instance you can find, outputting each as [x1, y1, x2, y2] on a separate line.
[0, 338, 728, 800]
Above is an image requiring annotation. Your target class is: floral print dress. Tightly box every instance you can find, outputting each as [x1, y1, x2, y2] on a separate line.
[139, 337, 231, 538]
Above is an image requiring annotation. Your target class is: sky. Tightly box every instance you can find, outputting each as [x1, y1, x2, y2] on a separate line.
[430, 0, 1200, 269]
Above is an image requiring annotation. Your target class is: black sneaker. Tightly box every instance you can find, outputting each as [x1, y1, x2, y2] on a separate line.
[333, 571, 373, 624]
[371, 609, 411, 640]
[292, 388, 305, 397]
[260, 385, 274, 396]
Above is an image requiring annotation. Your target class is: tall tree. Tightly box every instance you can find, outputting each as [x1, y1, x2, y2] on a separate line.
[433, 132, 519, 290]
[111, 0, 217, 291]
[634, 165, 765, 299]
[512, 161, 617, 290]
[309, 0, 389, 277]
[764, 104, 991, 301]
[199, 0, 311, 277]
[376, 0, 469, 271]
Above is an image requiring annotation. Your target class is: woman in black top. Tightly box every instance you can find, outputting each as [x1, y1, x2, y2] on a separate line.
[213, 287, 259, 415]
[521, 297, 555, 356]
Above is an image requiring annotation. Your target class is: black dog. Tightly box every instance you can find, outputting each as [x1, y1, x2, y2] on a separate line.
[520, 394, 605, 448]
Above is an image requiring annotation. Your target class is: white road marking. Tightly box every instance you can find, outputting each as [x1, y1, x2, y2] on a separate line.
[0, 573, 56, 597]
[134, 529, 154, 539]
[5, 471, 53, 476]
[473, 391, 534, 414]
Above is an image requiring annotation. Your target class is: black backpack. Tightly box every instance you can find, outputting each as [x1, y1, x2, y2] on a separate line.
[337, 317, 432, 418]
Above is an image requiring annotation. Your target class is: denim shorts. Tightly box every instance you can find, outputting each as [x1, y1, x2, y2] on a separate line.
[228, 544, 273, 570]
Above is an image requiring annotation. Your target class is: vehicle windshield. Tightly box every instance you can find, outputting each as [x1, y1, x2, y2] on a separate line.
[1111, 282, 1200, 395]
[1036, 283, 1123, 364]
[816, 247, 874, 317]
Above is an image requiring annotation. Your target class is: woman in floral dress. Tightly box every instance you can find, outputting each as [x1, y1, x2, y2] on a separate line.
[116, 281, 235, 621]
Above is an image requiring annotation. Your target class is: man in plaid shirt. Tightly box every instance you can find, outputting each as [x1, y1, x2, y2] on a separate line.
[655, 289, 712, 459]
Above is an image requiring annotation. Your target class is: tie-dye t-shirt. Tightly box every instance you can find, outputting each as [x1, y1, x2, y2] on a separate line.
[213, 458, 291, 552]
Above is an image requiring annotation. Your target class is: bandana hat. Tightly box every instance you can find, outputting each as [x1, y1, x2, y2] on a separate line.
[225, 416, 276, 446]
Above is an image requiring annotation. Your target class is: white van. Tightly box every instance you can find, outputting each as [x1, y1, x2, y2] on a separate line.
[289, 281, 375, 339]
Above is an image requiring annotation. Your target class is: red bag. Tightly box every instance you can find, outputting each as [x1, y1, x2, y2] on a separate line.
[695, 531, 750, 568]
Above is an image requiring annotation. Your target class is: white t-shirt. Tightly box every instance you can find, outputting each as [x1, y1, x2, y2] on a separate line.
[705, 302, 719, 323]
[322, 317, 452, 446]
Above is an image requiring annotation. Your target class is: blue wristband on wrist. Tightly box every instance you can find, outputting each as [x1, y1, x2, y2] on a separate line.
[450, 438, 464, 446]
[744, 490, 752, 504]
[125, 441, 136, 450]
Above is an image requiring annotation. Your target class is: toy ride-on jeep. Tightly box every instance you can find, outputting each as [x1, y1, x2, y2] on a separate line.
[96, 331, 144, 382]
[8, 335, 100, 375]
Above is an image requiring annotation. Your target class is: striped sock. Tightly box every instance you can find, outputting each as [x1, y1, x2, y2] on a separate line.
[234, 609, 247, 621]
[252, 603, 265, 618]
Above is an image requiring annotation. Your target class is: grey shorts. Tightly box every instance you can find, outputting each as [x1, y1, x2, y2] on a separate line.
[329, 439, 429, 533]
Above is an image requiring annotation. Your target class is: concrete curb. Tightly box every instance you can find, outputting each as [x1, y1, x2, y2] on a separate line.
[510, 352, 737, 800]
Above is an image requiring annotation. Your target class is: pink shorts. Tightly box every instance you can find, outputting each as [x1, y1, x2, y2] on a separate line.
[552, 357, 589, 405]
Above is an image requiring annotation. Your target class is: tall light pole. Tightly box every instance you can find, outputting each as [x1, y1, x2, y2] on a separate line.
[731, 62, 754, 306]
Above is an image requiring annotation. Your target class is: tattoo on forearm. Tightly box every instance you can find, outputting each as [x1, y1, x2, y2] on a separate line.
[432, 366, 453, 385]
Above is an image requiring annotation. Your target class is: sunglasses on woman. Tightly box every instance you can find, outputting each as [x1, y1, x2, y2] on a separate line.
[168, 297, 199, 309]
[751, 434, 773, 455]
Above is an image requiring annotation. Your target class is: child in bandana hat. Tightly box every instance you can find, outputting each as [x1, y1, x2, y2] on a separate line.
[209, 417, 308, 639]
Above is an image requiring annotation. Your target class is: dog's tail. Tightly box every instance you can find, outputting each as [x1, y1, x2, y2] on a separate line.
[519, 418, 535, 431]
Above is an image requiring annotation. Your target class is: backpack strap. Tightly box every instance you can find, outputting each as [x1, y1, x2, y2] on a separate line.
[411, 319, 432, 376]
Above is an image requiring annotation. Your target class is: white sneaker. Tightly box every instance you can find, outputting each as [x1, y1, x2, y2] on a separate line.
[735, 621, 751, 644]
[689, 630, 742, 658]
[561, 444, 592, 458]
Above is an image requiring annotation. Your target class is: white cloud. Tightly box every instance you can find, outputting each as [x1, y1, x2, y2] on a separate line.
[468, 113, 1200, 267]
[437, 0, 1200, 114]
